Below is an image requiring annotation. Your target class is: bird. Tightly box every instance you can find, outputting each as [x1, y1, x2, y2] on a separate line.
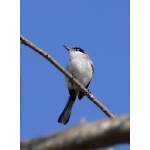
[58, 45, 94, 125]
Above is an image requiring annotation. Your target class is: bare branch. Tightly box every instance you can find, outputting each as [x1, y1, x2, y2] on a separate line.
[20, 35, 115, 118]
[21, 114, 129, 150]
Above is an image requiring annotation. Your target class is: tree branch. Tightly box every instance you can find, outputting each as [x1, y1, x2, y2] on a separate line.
[21, 114, 129, 150]
[20, 35, 115, 118]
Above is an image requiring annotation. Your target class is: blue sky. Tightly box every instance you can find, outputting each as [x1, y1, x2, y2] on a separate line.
[20, 1, 130, 149]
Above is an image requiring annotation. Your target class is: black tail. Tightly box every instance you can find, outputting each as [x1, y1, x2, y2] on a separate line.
[58, 95, 76, 125]
[58, 90, 77, 124]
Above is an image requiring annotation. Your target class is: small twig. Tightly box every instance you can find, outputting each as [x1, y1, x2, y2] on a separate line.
[21, 114, 130, 150]
[20, 35, 115, 118]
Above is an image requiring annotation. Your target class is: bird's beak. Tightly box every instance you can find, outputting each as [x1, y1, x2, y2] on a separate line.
[63, 45, 70, 51]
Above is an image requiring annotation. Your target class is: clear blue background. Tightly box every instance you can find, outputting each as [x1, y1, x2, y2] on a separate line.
[20, 1, 130, 149]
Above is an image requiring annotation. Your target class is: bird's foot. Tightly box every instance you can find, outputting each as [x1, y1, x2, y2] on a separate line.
[69, 74, 76, 86]
[72, 74, 76, 79]
[87, 89, 91, 98]
[69, 74, 76, 82]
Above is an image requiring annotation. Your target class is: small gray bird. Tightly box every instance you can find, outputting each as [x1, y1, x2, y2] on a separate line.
[58, 45, 94, 125]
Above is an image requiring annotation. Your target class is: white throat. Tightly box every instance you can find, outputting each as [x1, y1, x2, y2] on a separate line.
[69, 51, 89, 60]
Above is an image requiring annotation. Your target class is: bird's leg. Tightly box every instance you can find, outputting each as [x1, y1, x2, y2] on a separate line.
[69, 74, 76, 86]
[87, 89, 91, 98]
[72, 74, 76, 79]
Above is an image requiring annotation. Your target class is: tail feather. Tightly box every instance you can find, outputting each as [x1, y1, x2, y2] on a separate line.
[58, 93, 77, 125]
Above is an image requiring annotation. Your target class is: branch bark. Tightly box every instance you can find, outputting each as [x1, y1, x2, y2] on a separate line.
[20, 35, 115, 118]
[21, 114, 129, 150]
